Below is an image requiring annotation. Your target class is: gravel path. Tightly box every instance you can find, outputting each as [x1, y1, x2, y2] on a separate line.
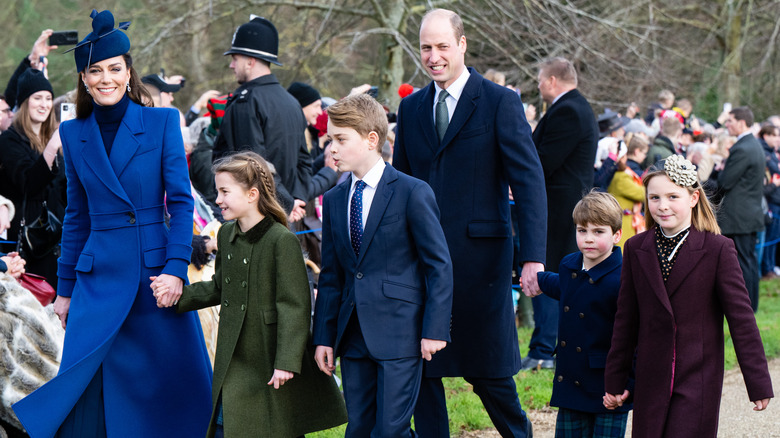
[459, 357, 779, 437]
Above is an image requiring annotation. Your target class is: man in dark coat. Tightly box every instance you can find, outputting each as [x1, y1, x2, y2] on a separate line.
[213, 17, 311, 217]
[393, 9, 547, 438]
[718, 106, 766, 311]
[522, 57, 598, 370]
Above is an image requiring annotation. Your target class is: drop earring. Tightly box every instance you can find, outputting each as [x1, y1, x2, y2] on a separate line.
[84, 82, 90, 95]
[126, 82, 131, 93]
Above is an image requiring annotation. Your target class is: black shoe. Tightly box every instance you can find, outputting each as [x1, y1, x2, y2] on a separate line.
[520, 356, 554, 370]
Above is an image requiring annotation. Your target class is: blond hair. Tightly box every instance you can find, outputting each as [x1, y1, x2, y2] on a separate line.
[327, 94, 387, 154]
[642, 163, 720, 234]
[212, 151, 288, 227]
[572, 190, 623, 233]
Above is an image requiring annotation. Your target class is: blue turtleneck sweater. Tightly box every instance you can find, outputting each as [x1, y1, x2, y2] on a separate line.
[93, 94, 130, 157]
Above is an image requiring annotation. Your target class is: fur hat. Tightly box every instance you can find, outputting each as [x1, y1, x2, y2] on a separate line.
[224, 17, 282, 66]
[70, 10, 131, 72]
[287, 82, 320, 108]
[16, 69, 53, 106]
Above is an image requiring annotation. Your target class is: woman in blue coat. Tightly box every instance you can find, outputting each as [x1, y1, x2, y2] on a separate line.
[13, 10, 212, 437]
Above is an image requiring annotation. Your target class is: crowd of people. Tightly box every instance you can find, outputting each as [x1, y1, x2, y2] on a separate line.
[0, 6, 775, 438]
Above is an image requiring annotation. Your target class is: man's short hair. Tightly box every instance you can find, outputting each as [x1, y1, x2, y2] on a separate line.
[422, 9, 464, 40]
[327, 94, 387, 154]
[730, 106, 754, 127]
[538, 57, 577, 87]
[660, 116, 683, 137]
[572, 190, 622, 233]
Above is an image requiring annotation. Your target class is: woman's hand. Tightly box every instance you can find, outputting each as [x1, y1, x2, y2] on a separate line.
[28, 30, 56, 71]
[53, 296, 71, 329]
[149, 274, 182, 308]
[267, 369, 294, 389]
[43, 129, 62, 169]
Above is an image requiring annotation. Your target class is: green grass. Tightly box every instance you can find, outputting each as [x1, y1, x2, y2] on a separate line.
[311, 283, 780, 437]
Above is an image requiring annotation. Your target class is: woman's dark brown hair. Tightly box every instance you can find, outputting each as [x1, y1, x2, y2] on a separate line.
[75, 53, 152, 119]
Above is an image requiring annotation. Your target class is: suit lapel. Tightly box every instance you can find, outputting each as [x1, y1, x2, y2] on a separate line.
[634, 229, 674, 316]
[415, 84, 438, 154]
[109, 102, 144, 178]
[665, 228, 706, 297]
[332, 179, 357, 263]
[356, 166, 396, 265]
[79, 115, 131, 204]
[438, 69, 481, 154]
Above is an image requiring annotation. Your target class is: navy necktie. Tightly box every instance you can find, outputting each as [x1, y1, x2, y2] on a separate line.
[350, 180, 367, 256]
[435, 90, 450, 141]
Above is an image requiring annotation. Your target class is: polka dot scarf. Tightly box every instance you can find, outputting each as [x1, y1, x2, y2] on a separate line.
[655, 226, 690, 283]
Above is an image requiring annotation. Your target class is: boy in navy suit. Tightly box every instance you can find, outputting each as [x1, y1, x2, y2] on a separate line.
[535, 191, 632, 436]
[313, 94, 453, 437]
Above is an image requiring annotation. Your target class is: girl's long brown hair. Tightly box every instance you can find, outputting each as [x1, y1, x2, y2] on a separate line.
[12, 96, 57, 154]
[212, 151, 288, 227]
[642, 164, 720, 234]
[75, 53, 152, 119]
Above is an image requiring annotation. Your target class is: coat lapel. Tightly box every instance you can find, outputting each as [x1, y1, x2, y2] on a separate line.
[415, 83, 439, 154]
[79, 115, 132, 204]
[109, 102, 144, 178]
[634, 229, 674, 316]
[665, 228, 706, 297]
[438, 68, 481, 155]
[356, 166, 396, 265]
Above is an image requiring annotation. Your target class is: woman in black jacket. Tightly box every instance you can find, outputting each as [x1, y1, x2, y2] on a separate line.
[0, 69, 66, 287]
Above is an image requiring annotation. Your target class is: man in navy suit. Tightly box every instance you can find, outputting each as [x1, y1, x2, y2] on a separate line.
[313, 94, 453, 437]
[522, 57, 598, 370]
[393, 8, 547, 437]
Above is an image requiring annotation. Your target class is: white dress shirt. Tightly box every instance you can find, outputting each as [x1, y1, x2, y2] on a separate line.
[348, 158, 386, 239]
[433, 68, 471, 125]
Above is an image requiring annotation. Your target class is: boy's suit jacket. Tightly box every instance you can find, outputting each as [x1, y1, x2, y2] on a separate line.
[313, 164, 453, 360]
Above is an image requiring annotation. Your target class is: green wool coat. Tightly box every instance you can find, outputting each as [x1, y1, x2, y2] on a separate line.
[179, 217, 347, 437]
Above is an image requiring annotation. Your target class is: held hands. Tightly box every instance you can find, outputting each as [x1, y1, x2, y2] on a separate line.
[149, 274, 183, 308]
[521, 262, 544, 297]
[268, 369, 294, 389]
[1, 252, 26, 279]
[421, 338, 447, 361]
[603, 390, 630, 409]
[314, 346, 336, 376]
[288, 199, 306, 223]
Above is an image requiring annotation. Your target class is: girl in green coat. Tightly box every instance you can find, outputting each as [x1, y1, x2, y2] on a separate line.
[153, 152, 347, 437]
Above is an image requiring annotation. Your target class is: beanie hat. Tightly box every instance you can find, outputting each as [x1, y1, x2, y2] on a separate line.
[16, 69, 53, 106]
[69, 10, 131, 72]
[398, 83, 414, 99]
[287, 82, 320, 108]
[141, 74, 181, 93]
[223, 17, 282, 66]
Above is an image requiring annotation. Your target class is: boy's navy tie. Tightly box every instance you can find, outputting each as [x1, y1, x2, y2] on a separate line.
[350, 180, 367, 256]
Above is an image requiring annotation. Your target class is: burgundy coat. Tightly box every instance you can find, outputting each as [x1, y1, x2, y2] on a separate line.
[605, 227, 773, 438]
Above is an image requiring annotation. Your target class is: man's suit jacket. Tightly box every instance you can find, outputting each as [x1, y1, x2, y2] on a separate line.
[718, 133, 766, 235]
[312, 164, 453, 360]
[605, 227, 772, 437]
[394, 68, 547, 377]
[533, 89, 598, 272]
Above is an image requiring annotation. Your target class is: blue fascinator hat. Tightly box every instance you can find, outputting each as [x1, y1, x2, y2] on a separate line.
[68, 10, 131, 72]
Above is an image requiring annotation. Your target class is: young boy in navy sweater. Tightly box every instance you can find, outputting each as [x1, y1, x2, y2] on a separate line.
[312, 94, 453, 437]
[536, 191, 632, 436]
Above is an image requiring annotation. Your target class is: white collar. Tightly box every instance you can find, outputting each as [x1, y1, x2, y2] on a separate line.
[434, 68, 471, 101]
[352, 158, 385, 190]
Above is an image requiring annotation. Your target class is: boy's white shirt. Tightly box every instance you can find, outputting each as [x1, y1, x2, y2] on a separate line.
[348, 158, 386, 239]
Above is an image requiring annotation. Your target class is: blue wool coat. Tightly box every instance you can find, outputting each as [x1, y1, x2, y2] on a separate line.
[13, 102, 213, 437]
[394, 68, 547, 377]
[537, 248, 632, 414]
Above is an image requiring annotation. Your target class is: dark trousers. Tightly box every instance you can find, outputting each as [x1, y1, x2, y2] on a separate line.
[340, 316, 421, 438]
[726, 232, 760, 312]
[762, 204, 780, 275]
[527, 294, 558, 360]
[414, 375, 532, 438]
[57, 366, 106, 438]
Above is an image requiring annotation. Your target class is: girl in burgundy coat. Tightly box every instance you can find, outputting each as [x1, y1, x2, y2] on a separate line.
[604, 155, 773, 437]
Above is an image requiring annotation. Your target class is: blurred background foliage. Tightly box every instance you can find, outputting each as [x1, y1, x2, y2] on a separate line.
[2, 0, 779, 121]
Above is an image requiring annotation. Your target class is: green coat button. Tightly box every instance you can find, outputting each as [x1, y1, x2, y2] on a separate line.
[243, 258, 248, 264]
[227, 254, 233, 260]
[241, 304, 246, 311]
[225, 277, 231, 284]
[223, 300, 229, 307]
[242, 281, 247, 288]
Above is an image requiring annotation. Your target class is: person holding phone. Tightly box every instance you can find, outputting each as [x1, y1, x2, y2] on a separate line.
[12, 9, 212, 438]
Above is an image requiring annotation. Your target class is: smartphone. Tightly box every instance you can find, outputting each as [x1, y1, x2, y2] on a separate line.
[60, 103, 76, 122]
[367, 86, 379, 98]
[723, 102, 732, 113]
[49, 30, 79, 46]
